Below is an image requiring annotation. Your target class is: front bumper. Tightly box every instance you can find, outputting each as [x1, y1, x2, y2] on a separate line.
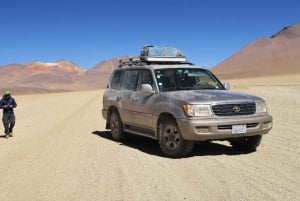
[177, 114, 273, 141]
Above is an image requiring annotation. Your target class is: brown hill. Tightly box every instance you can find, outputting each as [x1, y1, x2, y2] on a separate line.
[211, 22, 300, 80]
[79, 57, 123, 88]
[0, 61, 86, 93]
[0, 58, 123, 94]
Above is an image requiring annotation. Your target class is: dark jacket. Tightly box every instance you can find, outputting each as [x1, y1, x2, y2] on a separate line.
[0, 96, 17, 114]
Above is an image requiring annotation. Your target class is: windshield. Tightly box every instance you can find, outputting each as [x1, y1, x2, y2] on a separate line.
[155, 68, 224, 92]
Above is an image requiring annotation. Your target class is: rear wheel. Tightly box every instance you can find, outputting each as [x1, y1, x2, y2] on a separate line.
[229, 135, 262, 151]
[110, 110, 126, 141]
[159, 117, 194, 157]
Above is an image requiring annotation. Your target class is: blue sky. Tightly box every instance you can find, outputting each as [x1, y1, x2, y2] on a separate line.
[0, 0, 299, 69]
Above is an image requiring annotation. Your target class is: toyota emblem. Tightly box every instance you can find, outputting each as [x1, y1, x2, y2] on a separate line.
[232, 106, 241, 113]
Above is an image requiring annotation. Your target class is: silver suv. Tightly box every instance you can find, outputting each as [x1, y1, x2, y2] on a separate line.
[102, 46, 272, 157]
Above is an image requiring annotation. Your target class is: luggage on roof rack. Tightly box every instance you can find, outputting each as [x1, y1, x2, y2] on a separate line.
[118, 46, 193, 67]
[140, 45, 187, 63]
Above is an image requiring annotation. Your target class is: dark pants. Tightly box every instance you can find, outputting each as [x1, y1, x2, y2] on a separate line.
[2, 113, 15, 134]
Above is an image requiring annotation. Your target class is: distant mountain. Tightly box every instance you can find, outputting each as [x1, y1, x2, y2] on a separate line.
[79, 58, 121, 88]
[211, 22, 300, 79]
[2, 22, 300, 94]
[0, 58, 122, 94]
[0, 61, 86, 93]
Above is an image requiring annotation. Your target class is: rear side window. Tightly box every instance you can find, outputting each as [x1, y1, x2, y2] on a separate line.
[121, 70, 139, 91]
[110, 70, 124, 89]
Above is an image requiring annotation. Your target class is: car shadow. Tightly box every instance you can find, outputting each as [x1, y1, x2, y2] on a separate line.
[92, 130, 254, 158]
[92, 130, 164, 157]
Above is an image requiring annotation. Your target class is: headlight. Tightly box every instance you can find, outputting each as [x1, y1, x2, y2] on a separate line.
[256, 101, 267, 114]
[183, 104, 212, 117]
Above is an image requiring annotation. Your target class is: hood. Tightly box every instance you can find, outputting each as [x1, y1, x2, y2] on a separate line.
[164, 90, 263, 104]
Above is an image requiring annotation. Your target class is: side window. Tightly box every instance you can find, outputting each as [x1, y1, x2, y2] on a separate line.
[155, 69, 176, 91]
[137, 70, 154, 91]
[121, 70, 139, 91]
[110, 70, 123, 90]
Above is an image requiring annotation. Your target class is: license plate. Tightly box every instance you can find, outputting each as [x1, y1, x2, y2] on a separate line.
[232, 125, 247, 134]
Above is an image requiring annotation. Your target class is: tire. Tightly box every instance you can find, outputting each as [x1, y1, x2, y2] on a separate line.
[110, 110, 126, 141]
[229, 135, 262, 151]
[159, 118, 194, 158]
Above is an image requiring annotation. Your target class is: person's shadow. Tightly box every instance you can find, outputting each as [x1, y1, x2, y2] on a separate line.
[91, 130, 254, 158]
[0, 134, 8, 139]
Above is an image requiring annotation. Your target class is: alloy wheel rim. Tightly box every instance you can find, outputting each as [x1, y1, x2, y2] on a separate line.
[111, 116, 118, 135]
[163, 126, 181, 150]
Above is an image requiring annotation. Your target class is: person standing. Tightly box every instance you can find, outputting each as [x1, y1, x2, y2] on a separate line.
[0, 91, 17, 138]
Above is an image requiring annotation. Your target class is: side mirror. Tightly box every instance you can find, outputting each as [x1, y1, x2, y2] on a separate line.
[141, 84, 154, 93]
[223, 82, 230, 90]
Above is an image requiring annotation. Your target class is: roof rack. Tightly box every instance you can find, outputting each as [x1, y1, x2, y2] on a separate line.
[118, 57, 145, 67]
[118, 46, 194, 67]
[118, 57, 194, 67]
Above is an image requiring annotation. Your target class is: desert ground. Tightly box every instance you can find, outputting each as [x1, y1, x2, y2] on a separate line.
[0, 83, 299, 201]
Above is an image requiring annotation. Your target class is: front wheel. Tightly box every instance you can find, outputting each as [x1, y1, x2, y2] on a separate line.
[229, 135, 262, 151]
[110, 110, 126, 141]
[159, 118, 194, 158]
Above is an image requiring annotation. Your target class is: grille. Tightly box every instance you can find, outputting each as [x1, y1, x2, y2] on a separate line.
[212, 102, 256, 116]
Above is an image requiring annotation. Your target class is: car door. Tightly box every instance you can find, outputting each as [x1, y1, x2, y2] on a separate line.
[130, 69, 156, 131]
[119, 69, 139, 125]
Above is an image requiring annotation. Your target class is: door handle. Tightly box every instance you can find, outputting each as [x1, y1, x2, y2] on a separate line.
[131, 93, 138, 101]
[132, 97, 139, 101]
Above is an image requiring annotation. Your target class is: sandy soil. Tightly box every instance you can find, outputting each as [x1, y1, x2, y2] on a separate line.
[0, 86, 299, 201]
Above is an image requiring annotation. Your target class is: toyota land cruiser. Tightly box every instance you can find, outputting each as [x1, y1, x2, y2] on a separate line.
[102, 46, 272, 157]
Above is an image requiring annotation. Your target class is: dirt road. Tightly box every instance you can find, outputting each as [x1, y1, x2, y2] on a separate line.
[0, 87, 299, 201]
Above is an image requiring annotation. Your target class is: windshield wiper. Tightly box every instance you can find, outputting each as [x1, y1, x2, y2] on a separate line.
[161, 87, 177, 92]
[178, 87, 194, 90]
